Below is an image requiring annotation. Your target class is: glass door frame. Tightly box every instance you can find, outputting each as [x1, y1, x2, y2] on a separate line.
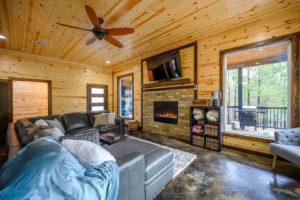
[86, 84, 108, 112]
[117, 73, 134, 119]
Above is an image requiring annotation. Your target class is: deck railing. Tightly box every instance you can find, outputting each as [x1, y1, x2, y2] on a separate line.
[227, 106, 287, 129]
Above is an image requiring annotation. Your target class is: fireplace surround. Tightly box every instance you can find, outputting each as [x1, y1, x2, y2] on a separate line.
[154, 101, 178, 124]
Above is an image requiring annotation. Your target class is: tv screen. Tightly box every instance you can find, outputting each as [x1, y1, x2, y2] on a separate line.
[146, 51, 182, 81]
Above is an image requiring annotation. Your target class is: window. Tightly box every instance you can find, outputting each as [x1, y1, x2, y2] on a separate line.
[87, 84, 108, 112]
[118, 74, 134, 118]
[223, 41, 292, 139]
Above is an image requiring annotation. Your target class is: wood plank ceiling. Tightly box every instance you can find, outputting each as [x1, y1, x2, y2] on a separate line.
[0, 0, 299, 68]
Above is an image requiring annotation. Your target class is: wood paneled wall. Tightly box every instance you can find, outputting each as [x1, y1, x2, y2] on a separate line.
[111, 9, 300, 124]
[110, 7, 300, 154]
[0, 49, 112, 116]
[12, 80, 48, 122]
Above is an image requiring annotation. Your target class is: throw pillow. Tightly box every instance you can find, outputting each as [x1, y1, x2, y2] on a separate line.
[93, 113, 109, 127]
[44, 127, 64, 140]
[34, 119, 48, 127]
[46, 119, 65, 134]
[108, 113, 116, 124]
[61, 139, 116, 168]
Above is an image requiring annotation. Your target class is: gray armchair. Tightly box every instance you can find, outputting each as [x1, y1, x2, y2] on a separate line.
[270, 128, 300, 169]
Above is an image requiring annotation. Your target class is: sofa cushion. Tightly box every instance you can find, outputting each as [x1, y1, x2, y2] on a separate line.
[105, 139, 173, 181]
[27, 115, 64, 127]
[270, 143, 300, 167]
[96, 124, 120, 133]
[63, 112, 90, 132]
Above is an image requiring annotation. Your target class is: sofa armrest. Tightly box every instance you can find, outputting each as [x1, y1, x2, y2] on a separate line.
[7, 123, 21, 160]
[115, 117, 125, 135]
[274, 128, 300, 145]
[117, 152, 145, 200]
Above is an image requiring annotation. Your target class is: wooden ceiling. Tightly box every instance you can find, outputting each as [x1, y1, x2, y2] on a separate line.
[227, 42, 288, 69]
[0, 0, 299, 68]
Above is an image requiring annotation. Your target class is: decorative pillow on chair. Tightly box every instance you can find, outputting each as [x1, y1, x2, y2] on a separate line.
[34, 119, 48, 127]
[61, 139, 116, 168]
[46, 119, 65, 134]
[93, 113, 109, 127]
[108, 113, 116, 124]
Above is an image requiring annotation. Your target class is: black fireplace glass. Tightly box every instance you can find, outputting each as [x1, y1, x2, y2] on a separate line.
[154, 101, 178, 124]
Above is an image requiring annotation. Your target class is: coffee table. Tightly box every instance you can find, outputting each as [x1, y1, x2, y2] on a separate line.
[99, 132, 127, 145]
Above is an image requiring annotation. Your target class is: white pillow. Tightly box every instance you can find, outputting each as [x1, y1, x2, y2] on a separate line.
[44, 127, 64, 140]
[61, 139, 116, 168]
[34, 119, 48, 127]
[108, 113, 116, 124]
[46, 119, 65, 134]
[93, 113, 109, 127]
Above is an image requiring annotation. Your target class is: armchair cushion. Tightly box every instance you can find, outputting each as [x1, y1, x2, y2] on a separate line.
[274, 128, 300, 145]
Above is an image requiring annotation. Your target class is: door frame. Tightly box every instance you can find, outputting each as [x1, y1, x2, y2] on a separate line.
[0, 79, 13, 122]
[86, 84, 108, 112]
[9, 77, 52, 116]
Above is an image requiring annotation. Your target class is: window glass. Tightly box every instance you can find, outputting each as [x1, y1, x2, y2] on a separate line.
[118, 75, 133, 118]
[224, 41, 291, 139]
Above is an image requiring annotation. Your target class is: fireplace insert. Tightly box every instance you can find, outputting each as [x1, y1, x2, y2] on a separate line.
[154, 101, 178, 124]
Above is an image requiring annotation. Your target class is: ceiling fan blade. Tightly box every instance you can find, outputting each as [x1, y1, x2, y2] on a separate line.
[86, 36, 98, 45]
[105, 36, 123, 48]
[84, 5, 100, 28]
[106, 28, 135, 36]
[57, 23, 91, 31]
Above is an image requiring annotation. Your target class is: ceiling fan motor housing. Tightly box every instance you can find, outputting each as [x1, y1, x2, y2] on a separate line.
[92, 27, 107, 40]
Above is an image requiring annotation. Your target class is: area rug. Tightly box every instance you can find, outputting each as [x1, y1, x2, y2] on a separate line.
[129, 136, 197, 179]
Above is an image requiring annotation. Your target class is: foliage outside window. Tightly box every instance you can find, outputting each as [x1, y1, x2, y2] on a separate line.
[224, 41, 291, 139]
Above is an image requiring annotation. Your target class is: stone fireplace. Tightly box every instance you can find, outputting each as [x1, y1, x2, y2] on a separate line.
[154, 101, 178, 124]
[143, 88, 194, 140]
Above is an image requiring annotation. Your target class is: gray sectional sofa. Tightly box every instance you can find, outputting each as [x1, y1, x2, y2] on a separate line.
[6, 111, 174, 200]
[270, 128, 300, 169]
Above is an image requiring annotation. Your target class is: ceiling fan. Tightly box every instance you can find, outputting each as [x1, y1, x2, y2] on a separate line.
[57, 5, 134, 48]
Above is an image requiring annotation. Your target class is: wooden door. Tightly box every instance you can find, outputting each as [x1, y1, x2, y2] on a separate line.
[87, 84, 108, 112]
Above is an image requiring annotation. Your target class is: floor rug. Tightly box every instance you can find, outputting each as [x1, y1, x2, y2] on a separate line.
[129, 136, 197, 178]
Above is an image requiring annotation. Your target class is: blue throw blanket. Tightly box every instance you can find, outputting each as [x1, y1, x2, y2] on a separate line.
[0, 137, 119, 200]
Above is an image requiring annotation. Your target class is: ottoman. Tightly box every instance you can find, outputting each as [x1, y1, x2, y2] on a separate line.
[105, 138, 174, 200]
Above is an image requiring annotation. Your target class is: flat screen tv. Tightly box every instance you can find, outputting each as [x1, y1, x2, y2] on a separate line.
[146, 51, 182, 81]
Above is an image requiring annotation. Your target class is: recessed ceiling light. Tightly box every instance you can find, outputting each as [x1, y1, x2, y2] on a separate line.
[106, 60, 111, 64]
[259, 48, 264, 51]
[0, 34, 6, 39]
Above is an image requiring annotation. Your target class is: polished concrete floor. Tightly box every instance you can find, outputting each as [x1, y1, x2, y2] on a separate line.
[129, 131, 300, 200]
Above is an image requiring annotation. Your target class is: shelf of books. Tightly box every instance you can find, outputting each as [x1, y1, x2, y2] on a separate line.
[190, 106, 223, 152]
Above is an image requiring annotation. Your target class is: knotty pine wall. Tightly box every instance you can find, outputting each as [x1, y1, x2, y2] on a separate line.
[110, 8, 300, 154]
[12, 80, 49, 122]
[0, 49, 112, 115]
[111, 8, 300, 126]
